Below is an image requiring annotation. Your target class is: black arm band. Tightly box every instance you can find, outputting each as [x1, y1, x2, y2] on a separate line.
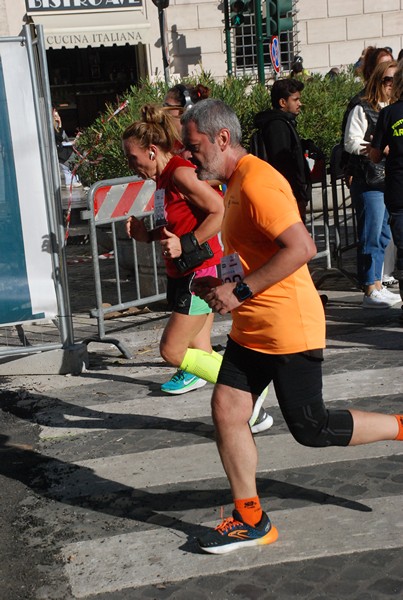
[173, 232, 214, 274]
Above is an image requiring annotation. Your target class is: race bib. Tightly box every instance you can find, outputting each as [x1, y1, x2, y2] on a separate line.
[220, 253, 245, 283]
[154, 189, 168, 228]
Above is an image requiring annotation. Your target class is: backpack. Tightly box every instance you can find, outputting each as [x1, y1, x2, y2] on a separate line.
[339, 90, 364, 174]
[249, 129, 268, 161]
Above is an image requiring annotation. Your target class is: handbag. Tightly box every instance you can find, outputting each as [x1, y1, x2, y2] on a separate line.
[360, 157, 385, 188]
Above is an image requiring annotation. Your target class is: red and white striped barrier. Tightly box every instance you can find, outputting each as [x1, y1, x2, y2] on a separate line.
[91, 178, 155, 223]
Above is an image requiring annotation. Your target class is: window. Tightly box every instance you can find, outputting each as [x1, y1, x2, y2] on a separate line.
[229, 4, 296, 76]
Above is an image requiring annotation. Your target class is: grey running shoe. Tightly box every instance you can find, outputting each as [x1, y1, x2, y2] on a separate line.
[198, 509, 278, 554]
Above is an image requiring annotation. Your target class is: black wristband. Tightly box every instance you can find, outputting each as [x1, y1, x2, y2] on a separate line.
[180, 232, 200, 253]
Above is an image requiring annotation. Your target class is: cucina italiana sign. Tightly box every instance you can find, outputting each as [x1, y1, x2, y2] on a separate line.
[46, 30, 146, 46]
[26, 0, 142, 12]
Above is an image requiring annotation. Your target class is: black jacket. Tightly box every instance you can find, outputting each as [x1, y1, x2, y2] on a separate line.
[254, 109, 312, 206]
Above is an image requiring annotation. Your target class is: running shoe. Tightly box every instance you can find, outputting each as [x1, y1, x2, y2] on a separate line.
[198, 509, 278, 554]
[161, 369, 207, 395]
[250, 408, 274, 434]
[248, 387, 273, 434]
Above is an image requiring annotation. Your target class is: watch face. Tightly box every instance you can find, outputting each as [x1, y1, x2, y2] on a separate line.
[234, 282, 253, 301]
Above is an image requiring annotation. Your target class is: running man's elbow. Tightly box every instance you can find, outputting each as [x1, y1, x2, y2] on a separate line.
[306, 238, 318, 262]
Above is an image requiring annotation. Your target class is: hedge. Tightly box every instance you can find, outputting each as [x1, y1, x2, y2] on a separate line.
[74, 70, 362, 186]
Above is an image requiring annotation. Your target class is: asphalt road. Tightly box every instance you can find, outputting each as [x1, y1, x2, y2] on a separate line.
[1, 259, 403, 599]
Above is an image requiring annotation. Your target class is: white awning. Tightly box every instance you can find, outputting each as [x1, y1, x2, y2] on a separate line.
[32, 11, 151, 49]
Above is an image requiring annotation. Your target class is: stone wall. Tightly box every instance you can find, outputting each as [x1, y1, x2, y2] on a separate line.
[1, 1, 402, 80]
[298, 0, 403, 74]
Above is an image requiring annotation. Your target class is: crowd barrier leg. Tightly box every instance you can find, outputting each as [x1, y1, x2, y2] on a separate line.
[80, 177, 166, 358]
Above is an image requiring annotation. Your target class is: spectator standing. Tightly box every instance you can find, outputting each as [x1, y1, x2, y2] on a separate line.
[289, 55, 310, 80]
[163, 83, 210, 127]
[370, 60, 403, 305]
[341, 46, 393, 174]
[182, 98, 403, 555]
[253, 78, 316, 221]
[344, 60, 400, 308]
[52, 108, 81, 189]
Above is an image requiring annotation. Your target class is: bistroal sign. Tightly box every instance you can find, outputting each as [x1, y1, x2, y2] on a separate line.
[26, 0, 142, 11]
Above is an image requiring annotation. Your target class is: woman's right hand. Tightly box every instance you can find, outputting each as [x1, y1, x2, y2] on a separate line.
[126, 216, 149, 242]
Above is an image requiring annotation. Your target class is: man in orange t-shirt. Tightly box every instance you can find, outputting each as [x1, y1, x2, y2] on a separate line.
[182, 99, 403, 556]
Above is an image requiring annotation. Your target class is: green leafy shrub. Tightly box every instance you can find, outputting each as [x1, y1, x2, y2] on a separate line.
[74, 70, 362, 185]
[296, 70, 362, 158]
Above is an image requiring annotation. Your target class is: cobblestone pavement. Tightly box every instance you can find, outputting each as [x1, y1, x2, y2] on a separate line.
[1, 242, 403, 599]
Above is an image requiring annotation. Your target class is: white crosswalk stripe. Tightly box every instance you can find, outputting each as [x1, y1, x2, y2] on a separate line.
[38, 366, 403, 440]
[62, 496, 403, 598]
[46, 437, 403, 494]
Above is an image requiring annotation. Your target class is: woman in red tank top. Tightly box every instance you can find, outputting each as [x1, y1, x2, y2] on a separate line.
[123, 104, 224, 395]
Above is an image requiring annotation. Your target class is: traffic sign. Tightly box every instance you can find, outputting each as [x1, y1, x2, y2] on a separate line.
[270, 35, 281, 73]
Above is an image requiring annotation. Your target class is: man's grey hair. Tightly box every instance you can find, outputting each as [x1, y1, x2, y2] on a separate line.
[181, 98, 242, 146]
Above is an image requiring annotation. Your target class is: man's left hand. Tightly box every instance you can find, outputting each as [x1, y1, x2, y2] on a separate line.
[193, 279, 241, 314]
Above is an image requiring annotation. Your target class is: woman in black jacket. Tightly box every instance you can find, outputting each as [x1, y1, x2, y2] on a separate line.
[370, 61, 403, 305]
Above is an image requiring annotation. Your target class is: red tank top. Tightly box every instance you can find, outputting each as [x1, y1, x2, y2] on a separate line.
[157, 154, 223, 278]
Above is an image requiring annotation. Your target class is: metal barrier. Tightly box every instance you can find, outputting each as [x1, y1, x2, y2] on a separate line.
[81, 176, 166, 359]
[305, 156, 332, 275]
[314, 144, 360, 289]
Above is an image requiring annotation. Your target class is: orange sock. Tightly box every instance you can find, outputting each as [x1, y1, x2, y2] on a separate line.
[394, 415, 403, 440]
[234, 496, 262, 527]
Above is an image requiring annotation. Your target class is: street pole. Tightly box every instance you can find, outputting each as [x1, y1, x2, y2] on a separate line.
[224, 0, 233, 77]
[254, 0, 265, 84]
[151, 0, 170, 85]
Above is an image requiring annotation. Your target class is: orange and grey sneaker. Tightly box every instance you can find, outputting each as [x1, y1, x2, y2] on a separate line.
[198, 510, 278, 555]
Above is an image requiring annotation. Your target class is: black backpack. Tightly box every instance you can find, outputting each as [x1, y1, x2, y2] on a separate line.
[249, 129, 268, 161]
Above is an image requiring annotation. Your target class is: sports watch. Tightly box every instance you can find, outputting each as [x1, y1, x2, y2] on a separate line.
[232, 281, 253, 302]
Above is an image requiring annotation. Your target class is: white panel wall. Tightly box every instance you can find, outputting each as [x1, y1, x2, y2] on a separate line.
[160, 0, 227, 80]
[299, 1, 403, 75]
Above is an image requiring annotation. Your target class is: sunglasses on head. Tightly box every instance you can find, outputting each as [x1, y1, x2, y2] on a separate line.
[382, 76, 394, 85]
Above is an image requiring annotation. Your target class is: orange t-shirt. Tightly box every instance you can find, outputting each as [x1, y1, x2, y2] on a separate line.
[222, 154, 325, 354]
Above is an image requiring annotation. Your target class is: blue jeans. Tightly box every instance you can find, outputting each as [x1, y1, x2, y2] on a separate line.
[350, 181, 391, 286]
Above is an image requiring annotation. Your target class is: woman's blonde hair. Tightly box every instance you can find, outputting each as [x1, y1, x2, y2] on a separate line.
[122, 104, 181, 152]
[363, 60, 397, 110]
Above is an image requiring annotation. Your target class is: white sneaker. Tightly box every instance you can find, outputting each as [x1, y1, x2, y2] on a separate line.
[380, 287, 401, 304]
[250, 409, 274, 434]
[362, 289, 394, 308]
[249, 387, 274, 434]
[382, 275, 398, 287]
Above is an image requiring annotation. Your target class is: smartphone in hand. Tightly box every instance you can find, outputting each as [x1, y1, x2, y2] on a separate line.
[190, 276, 222, 295]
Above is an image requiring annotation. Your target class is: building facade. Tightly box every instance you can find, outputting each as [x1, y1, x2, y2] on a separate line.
[1, 1, 402, 133]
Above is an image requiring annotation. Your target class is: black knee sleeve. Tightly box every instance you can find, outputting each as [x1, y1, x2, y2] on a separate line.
[282, 402, 353, 447]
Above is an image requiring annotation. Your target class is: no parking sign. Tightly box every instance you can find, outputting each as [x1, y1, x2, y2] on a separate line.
[270, 35, 281, 73]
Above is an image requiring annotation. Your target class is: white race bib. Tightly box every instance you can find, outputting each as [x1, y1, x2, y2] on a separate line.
[154, 189, 168, 228]
[220, 253, 245, 283]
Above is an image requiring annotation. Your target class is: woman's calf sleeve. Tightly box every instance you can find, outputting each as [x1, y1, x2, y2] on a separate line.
[180, 348, 223, 383]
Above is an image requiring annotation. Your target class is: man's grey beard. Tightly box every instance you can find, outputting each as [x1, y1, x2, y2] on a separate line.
[197, 165, 223, 181]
